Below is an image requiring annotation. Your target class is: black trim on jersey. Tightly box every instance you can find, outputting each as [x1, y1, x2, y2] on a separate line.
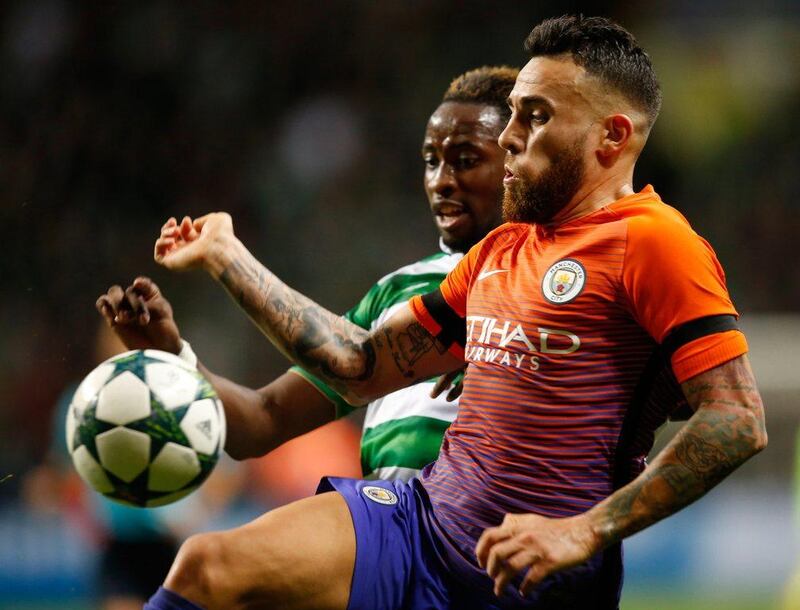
[669, 402, 694, 422]
[612, 348, 666, 490]
[606, 350, 670, 605]
[661, 314, 740, 360]
[420, 289, 466, 350]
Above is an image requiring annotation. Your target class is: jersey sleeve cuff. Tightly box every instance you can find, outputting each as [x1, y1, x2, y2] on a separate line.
[409, 294, 441, 335]
[670, 329, 748, 384]
[287, 366, 356, 419]
[409, 294, 465, 360]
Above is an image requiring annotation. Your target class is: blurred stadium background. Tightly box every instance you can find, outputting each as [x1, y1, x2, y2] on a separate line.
[1, 1, 798, 608]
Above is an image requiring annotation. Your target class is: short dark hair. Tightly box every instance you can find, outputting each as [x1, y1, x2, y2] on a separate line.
[524, 15, 662, 126]
[442, 65, 519, 124]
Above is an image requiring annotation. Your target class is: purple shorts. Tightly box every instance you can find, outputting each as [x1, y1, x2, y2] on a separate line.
[317, 477, 622, 610]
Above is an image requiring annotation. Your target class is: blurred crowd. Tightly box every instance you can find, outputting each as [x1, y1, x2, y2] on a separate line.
[1, 0, 799, 605]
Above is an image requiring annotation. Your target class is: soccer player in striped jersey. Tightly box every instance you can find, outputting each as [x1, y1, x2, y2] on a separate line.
[292, 66, 517, 480]
[97, 67, 516, 481]
[142, 15, 766, 610]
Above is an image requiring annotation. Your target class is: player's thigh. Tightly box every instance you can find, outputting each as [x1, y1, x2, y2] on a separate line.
[215, 491, 355, 610]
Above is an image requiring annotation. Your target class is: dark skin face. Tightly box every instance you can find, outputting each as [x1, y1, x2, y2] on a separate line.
[422, 101, 506, 252]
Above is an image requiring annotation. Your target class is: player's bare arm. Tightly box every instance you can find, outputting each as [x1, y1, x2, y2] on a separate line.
[197, 368, 335, 459]
[476, 354, 767, 597]
[154, 213, 463, 404]
[95, 277, 336, 460]
[590, 354, 766, 541]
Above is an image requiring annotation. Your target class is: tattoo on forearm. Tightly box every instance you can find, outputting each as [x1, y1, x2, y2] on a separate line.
[597, 355, 766, 547]
[674, 432, 729, 478]
[219, 259, 262, 309]
[218, 253, 376, 393]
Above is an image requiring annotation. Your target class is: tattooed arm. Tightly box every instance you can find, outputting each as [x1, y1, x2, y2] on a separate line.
[476, 354, 767, 597]
[212, 239, 458, 403]
[154, 213, 463, 404]
[588, 354, 766, 544]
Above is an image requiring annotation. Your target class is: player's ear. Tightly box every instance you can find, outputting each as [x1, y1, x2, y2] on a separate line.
[596, 114, 634, 167]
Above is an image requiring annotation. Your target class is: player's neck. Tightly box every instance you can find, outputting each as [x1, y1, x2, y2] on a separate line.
[548, 172, 635, 226]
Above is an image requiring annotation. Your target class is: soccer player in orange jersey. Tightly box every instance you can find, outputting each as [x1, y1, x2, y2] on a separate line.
[141, 15, 765, 610]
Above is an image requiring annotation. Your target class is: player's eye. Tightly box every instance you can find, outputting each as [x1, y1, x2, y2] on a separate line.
[455, 155, 479, 170]
[531, 111, 549, 125]
[423, 154, 438, 168]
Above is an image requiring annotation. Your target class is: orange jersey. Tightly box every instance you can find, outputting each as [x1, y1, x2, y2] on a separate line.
[409, 186, 747, 580]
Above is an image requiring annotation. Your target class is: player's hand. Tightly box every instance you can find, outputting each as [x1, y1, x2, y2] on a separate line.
[430, 367, 465, 401]
[475, 512, 599, 598]
[154, 213, 235, 273]
[96, 276, 182, 354]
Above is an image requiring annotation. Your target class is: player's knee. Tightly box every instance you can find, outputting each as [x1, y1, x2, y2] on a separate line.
[164, 532, 226, 605]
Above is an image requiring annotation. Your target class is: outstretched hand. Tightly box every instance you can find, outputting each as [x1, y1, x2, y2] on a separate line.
[475, 512, 599, 598]
[96, 276, 182, 354]
[154, 213, 235, 273]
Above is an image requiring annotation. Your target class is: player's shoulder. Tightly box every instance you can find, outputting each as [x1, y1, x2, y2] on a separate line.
[611, 186, 692, 232]
[610, 186, 696, 241]
[611, 187, 722, 276]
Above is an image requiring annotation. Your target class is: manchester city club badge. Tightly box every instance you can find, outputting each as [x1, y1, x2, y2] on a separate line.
[542, 259, 586, 304]
[362, 485, 399, 505]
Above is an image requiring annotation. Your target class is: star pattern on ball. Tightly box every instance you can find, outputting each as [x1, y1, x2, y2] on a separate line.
[68, 350, 225, 507]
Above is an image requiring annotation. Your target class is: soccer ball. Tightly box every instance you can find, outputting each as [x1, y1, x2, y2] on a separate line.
[66, 349, 226, 507]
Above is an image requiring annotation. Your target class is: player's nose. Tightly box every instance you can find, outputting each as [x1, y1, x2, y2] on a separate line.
[428, 162, 457, 198]
[498, 119, 523, 155]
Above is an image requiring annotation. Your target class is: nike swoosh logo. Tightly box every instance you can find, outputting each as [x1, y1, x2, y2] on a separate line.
[477, 269, 510, 281]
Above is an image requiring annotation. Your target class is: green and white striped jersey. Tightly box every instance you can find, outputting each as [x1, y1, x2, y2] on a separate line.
[291, 246, 463, 482]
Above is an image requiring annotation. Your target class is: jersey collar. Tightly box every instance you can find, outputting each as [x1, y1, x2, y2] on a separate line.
[439, 237, 457, 255]
[541, 185, 662, 231]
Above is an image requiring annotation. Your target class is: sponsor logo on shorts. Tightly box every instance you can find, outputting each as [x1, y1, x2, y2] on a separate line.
[542, 259, 586, 304]
[362, 486, 398, 506]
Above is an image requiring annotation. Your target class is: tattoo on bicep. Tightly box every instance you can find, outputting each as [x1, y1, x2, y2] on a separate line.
[383, 322, 445, 378]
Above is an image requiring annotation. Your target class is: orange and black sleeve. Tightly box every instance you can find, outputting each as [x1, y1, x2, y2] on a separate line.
[623, 210, 748, 383]
[408, 244, 479, 360]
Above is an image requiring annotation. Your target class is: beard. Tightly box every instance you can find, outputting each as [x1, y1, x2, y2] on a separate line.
[502, 141, 585, 225]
